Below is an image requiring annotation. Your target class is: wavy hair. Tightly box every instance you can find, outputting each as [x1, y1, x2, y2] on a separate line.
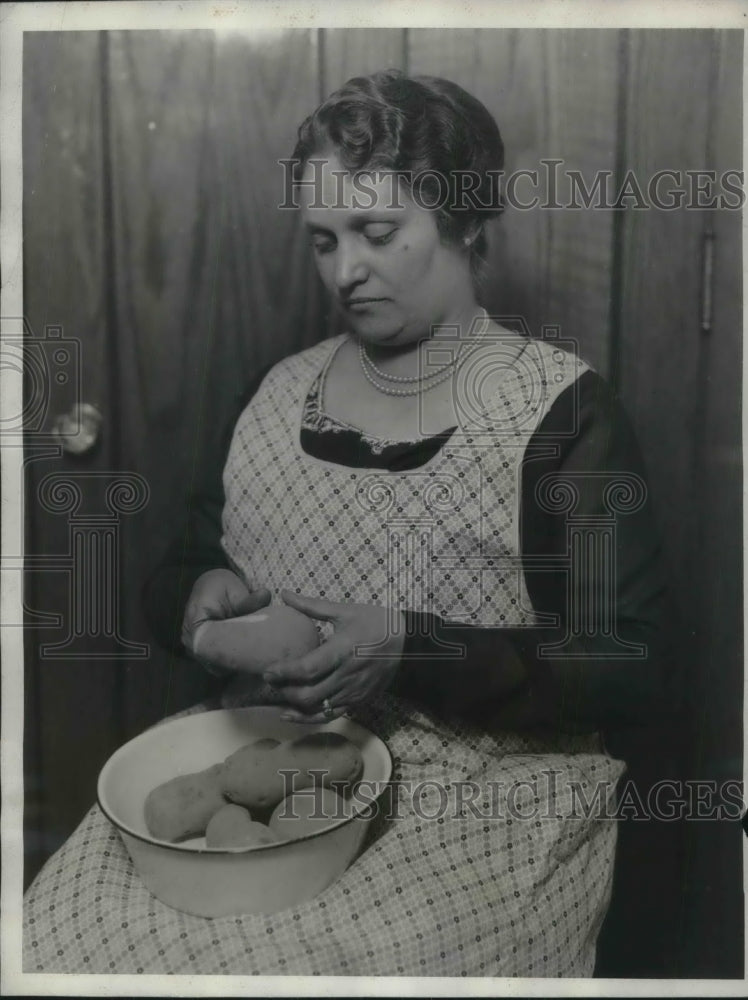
[291, 69, 505, 278]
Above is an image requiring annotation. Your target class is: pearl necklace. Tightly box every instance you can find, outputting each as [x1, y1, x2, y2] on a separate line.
[358, 311, 490, 397]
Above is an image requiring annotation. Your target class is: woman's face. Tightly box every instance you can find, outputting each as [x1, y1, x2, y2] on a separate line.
[299, 152, 475, 347]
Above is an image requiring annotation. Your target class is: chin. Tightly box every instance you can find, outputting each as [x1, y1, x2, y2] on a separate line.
[348, 318, 406, 345]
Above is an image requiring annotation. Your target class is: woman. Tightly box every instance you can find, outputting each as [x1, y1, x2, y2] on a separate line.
[171, 70, 672, 735]
[24, 71, 678, 977]
[153, 69, 677, 969]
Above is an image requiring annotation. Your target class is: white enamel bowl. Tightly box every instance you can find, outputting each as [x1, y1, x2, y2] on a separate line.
[97, 707, 392, 918]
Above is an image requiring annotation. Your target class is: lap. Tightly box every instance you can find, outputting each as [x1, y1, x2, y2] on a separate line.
[24, 699, 624, 976]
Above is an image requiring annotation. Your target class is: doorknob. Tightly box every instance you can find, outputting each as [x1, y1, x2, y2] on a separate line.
[52, 402, 103, 456]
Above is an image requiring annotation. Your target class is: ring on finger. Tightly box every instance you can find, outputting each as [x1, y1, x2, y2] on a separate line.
[322, 697, 335, 720]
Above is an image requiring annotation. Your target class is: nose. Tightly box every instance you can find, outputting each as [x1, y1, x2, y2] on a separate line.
[333, 238, 368, 292]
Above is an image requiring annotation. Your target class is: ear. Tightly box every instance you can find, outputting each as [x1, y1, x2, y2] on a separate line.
[461, 221, 483, 249]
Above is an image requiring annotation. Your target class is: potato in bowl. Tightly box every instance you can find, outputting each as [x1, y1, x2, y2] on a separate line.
[142, 730, 364, 845]
[97, 707, 392, 917]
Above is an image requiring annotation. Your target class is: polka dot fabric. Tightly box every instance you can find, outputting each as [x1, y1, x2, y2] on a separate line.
[24, 335, 623, 975]
[24, 700, 624, 975]
[222, 334, 590, 634]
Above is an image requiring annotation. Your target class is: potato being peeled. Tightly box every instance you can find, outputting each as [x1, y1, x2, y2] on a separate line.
[205, 804, 279, 848]
[193, 605, 319, 674]
[269, 786, 350, 842]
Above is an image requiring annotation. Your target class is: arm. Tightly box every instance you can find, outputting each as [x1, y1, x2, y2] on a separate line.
[393, 370, 679, 737]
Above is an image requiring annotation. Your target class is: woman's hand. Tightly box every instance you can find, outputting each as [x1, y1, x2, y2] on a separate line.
[181, 568, 271, 664]
[263, 588, 406, 722]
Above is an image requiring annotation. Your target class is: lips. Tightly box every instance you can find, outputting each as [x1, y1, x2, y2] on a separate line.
[343, 297, 387, 306]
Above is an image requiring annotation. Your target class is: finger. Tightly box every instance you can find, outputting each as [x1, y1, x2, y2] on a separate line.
[185, 588, 270, 642]
[274, 680, 333, 712]
[227, 587, 272, 617]
[280, 588, 344, 623]
[272, 657, 359, 711]
[181, 607, 206, 650]
[279, 704, 349, 725]
[181, 601, 218, 645]
[264, 635, 350, 686]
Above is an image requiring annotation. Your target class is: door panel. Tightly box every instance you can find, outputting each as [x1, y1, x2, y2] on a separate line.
[616, 28, 743, 976]
[104, 29, 238, 738]
[22, 31, 124, 882]
[322, 28, 406, 92]
[679, 29, 744, 976]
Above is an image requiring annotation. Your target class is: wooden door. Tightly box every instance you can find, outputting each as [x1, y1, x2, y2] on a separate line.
[23, 31, 128, 883]
[616, 29, 743, 975]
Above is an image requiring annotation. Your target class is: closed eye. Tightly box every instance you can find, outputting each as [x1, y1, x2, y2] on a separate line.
[310, 235, 336, 254]
[308, 224, 398, 254]
[364, 226, 397, 246]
